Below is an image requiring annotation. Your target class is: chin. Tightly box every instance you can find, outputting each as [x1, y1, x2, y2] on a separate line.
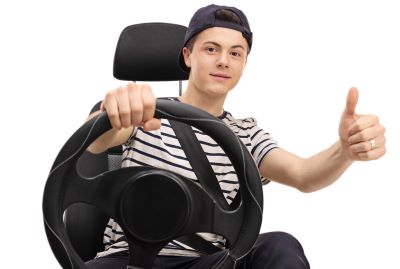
[206, 83, 233, 95]
[206, 88, 231, 97]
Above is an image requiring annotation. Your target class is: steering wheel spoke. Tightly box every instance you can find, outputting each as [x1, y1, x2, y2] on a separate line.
[212, 202, 245, 247]
[63, 166, 156, 219]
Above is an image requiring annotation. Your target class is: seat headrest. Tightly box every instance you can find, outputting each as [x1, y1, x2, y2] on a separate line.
[113, 22, 189, 81]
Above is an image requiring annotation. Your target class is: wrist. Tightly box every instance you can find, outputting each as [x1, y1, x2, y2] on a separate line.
[338, 140, 355, 164]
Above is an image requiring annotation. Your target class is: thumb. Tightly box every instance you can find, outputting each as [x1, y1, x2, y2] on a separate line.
[344, 87, 359, 116]
[143, 118, 161, 131]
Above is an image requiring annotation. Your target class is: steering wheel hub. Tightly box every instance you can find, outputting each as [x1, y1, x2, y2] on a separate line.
[120, 170, 191, 242]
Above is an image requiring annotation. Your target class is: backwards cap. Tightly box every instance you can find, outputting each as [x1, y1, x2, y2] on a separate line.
[178, 4, 253, 73]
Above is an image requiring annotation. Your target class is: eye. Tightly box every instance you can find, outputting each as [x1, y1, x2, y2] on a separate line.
[231, 51, 241, 57]
[206, 47, 217, 53]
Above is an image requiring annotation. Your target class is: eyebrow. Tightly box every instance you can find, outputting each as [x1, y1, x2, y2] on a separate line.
[203, 41, 245, 50]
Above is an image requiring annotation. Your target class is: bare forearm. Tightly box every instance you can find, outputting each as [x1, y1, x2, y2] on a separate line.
[298, 140, 354, 192]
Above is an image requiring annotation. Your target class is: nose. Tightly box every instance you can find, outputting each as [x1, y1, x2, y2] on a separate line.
[216, 52, 230, 69]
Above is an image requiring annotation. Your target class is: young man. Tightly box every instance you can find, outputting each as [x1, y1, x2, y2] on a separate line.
[86, 4, 386, 269]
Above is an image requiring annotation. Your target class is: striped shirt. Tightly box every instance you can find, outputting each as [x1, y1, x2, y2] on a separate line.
[96, 104, 278, 258]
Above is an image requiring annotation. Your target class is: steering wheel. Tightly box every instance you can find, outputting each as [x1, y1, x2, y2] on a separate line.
[43, 99, 263, 269]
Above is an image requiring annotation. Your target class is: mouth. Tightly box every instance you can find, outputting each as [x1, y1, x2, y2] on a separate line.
[210, 73, 231, 80]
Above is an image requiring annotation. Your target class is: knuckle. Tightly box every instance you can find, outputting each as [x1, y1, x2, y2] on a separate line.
[363, 142, 370, 151]
[116, 86, 125, 93]
[141, 87, 155, 109]
[107, 111, 118, 119]
[358, 132, 367, 141]
[370, 152, 378, 160]
[352, 123, 362, 133]
[106, 107, 117, 116]
[369, 152, 377, 160]
[355, 145, 361, 152]
[126, 83, 137, 93]
[365, 151, 374, 160]
[142, 97, 155, 110]
[131, 106, 143, 116]
[127, 82, 136, 89]
[121, 121, 131, 128]
[141, 84, 154, 96]
[140, 83, 151, 91]
[119, 107, 130, 117]
[108, 115, 120, 128]
[104, 90, 115, 100]
[380, 125, 386, 134]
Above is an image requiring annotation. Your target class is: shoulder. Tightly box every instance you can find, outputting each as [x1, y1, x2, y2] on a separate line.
[222, 111, 259, 133]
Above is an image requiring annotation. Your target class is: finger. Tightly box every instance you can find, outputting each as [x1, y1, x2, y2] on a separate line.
[349, 135, 386, 153]
[143, 118, 161, 131]
[344, 87, 359, 116]
[141, 84, 156, 122]
[348, 114, 380, 136]
[116, 86, 132, 128]
[357, 146, 386, 161]
[128, 82, 143, 126]
[103, 91, 121, 129]
[348, 123, 385, 145]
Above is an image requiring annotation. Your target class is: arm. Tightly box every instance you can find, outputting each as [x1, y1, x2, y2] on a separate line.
[260, 142, 353, 192]
[87, 82, 160, 154]
[260, 87, 386, 193]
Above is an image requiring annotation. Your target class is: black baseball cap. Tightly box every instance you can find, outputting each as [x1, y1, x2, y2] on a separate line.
[178, 4, 253, 73]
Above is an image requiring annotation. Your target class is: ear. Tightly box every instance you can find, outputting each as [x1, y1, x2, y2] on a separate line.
[182, 47, 191, 68]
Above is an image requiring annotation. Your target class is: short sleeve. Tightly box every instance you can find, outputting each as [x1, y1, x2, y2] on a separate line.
[224, 115, 278, 185]
[248, 121, 279, 168]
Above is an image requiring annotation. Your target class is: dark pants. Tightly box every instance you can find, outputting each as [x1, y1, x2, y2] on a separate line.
[86, 232, 310, 269]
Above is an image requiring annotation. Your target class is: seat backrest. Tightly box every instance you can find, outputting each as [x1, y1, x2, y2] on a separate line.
[64, 22, 188, 262]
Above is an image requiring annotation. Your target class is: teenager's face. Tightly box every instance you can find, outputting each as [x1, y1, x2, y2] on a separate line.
[183, 27, 248, 97]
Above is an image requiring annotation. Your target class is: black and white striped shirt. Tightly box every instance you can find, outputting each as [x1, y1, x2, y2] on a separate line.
[96, 105, 278, 258]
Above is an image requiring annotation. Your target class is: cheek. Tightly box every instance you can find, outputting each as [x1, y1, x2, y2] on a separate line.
[196, 57, 212, 68]
[192, 59, 210, 77]
[233, 65, 244, 79]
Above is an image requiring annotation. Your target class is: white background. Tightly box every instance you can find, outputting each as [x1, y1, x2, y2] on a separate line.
[1, 0, 399, 268]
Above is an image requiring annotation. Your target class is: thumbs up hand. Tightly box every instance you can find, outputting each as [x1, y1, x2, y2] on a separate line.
[339, 87, 386, 161]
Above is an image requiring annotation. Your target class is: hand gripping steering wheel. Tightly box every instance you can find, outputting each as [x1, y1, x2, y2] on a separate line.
[43, 99, 263, 269]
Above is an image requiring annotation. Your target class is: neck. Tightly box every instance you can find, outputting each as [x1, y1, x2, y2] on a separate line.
[178, 88, 226, 117]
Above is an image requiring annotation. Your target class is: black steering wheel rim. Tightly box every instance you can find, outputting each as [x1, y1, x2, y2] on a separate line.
[43, 99, 263, 269]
